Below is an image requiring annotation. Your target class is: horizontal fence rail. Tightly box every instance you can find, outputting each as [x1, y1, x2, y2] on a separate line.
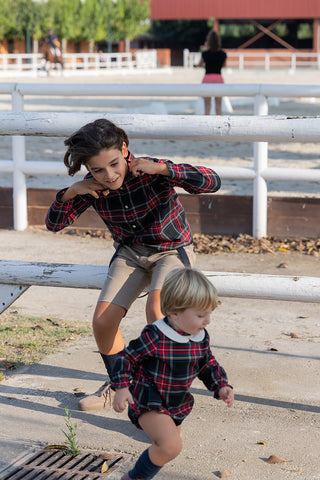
[1, 82, 320, 236]
[184, 49, 320, 71]
[12, 82, 320, 98]
[1, 111, 320, 141]
[1, 261, 320, 316]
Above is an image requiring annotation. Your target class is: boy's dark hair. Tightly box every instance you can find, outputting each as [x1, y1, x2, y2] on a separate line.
[64, 118, 129, 176]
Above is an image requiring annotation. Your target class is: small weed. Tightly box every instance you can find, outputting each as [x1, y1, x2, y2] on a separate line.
[62, 407, 80, 456]
[0, 372, 5, 382]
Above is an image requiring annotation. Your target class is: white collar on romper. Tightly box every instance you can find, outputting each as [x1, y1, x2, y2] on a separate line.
[153, 318, 205, 343]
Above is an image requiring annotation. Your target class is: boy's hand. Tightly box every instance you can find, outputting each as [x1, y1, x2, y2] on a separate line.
[62, 179, 109, 201]
[129, 158, 169, 177]
[113, 387, 134, 413]
[218, 386, 234, 408]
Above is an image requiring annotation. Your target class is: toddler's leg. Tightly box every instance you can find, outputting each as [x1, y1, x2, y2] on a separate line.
[122, 411, 182, 479]
[140, 410, 182, 465]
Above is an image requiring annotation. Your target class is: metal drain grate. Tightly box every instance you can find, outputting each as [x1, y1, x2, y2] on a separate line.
[0, 448, 132, 479]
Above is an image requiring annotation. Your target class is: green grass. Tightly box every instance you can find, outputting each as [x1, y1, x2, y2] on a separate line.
[0, 310, 92, 374]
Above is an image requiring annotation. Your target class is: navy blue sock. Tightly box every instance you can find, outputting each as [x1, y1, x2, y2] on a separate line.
[100, 353, 119, 377]
[129, 449, 162, 480]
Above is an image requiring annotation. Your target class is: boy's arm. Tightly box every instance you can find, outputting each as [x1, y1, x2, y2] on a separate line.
[46, 173, 110, 231]
[45, 187, 92, 231]
[161, 160, 221, 194]
[129, 156, 220, 194]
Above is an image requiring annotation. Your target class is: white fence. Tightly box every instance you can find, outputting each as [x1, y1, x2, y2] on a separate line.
[1, 260, 320, 315]
[1, 82, 320, 237]
[0, 50, 157, 76]
[184, 49, 320, 71]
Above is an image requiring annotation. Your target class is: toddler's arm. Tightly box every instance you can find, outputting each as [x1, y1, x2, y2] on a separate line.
[113, 387, 134, 413]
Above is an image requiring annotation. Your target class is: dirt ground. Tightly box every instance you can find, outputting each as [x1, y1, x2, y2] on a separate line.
[0, 228, 319, 480]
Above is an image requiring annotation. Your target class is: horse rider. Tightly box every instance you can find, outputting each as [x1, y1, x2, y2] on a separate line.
[46, 29, 61, 56]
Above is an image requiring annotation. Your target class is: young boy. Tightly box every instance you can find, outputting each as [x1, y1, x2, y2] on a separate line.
[45, 119, 221, 411]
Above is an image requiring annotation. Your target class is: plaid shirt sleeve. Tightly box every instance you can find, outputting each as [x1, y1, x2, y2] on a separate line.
[159, 159, 221, 194]
[197, 334, 232, 397]
[110, 327, 159, 389]
[45, 188, 94, 231]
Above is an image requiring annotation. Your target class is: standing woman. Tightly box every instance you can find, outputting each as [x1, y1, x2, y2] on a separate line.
[198, 30, 227, 115]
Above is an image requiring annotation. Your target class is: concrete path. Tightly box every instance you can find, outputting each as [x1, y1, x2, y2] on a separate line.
[0, 229, 319, 479]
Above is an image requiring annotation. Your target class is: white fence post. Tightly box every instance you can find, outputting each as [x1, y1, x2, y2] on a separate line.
[253, 94, 269, 238]
[11, 87, 27, 231]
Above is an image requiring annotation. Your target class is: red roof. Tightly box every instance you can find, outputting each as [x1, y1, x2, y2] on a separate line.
[150, 0, 320, 20]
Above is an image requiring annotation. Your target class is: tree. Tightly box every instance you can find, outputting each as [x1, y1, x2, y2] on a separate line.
[47, 0, 82, 42]
[112, 0, 151, 50]
[78, 0, 107, 51]
[0, 0, 16, 40]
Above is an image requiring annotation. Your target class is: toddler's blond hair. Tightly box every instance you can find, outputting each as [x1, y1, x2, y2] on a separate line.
[160, 268, 218, 315]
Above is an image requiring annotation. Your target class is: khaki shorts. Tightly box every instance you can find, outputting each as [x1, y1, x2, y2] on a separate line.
[98, 244, 195, 310]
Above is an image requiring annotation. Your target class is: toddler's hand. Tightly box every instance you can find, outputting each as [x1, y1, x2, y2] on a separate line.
[218, 386, 234, 408]
[113, 387, 134, 413]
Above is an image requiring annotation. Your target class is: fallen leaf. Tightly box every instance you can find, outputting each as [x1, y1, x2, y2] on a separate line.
[257, 441, 266, 445]
[101, 461, 108, 473]
[277, 263, 288, 268]
[266, 455, 289, 464]
[44, 445, 68, 451]
[290, 467, 303, 472]
[290, 332, 300, 338]
[217, 471, 231, 478]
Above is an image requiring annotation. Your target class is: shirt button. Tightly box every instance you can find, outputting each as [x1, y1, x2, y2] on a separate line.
[132, 225, 136, 229]
[124, 205, 128, 209]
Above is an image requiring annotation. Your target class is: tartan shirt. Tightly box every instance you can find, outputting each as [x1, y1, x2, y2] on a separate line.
[45, 152, 221, 251]
[110, 317, 231, 425]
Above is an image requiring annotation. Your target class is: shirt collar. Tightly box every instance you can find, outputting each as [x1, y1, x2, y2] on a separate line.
[153, 318, 205, 343]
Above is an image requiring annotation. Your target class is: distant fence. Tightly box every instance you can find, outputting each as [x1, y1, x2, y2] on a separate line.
[1, 260, 320, 315]
[0, 50, 157, 75]
[1, 82, 320, 237]
[184, 49, 320, 71]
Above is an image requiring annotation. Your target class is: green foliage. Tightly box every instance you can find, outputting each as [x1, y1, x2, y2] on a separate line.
[63, 408, 80, 456]
[220, 23, 256, 39]
[0, 0, 150, 46]
[47, 0, 82, 40]
[297, 22, 313, 39]
[111, 0, 151, 42]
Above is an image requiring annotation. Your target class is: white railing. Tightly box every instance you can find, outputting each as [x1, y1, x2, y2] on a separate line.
[184, 49, 320, 71]
[1, 260, 320, 315]
[0, 50, 157, 75]
[1, 82, 320, 237]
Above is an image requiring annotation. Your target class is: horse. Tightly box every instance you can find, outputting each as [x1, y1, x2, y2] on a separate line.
[40, 39, 64, 75]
